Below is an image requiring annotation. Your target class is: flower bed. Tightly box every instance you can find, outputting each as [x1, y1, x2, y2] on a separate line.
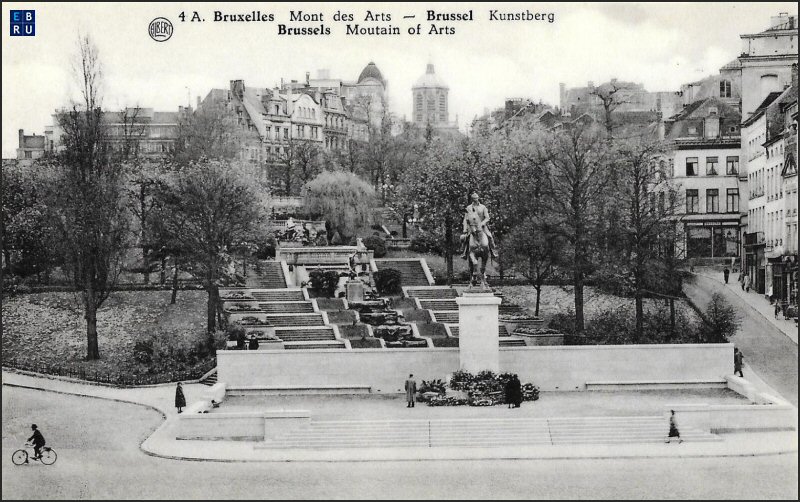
[225, 304, 263, 312]
[420, 370, 539, 407]
[221, 292, 255, 301]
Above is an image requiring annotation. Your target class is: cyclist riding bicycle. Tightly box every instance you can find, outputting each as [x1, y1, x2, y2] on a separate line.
[27, 424, 46, 461]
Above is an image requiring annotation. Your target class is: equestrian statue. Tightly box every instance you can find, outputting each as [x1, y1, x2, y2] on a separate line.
[460, 192, 498, 288]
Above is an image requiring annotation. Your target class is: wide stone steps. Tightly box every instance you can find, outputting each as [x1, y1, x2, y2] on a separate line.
[406, 287, 459, 299]
[265, 416, 719, 449]
[431, 311, 459, 323]
[265, 313, 326, 327]
[275, 330, 337, 342]
[250, 289, 305, 302]
[283, 340, 347, 350]
[418, 299, 459, 311]
[446, 325, 509, 338]
[246, 262, 287, 289]
[499, 338, 526, 347]
[375, 260, 430, 286]
[258, 301, 315, 314]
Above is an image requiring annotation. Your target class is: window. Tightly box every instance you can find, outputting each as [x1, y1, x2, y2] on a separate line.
[706, 189, 719, 213]
[706, 156, 719, 175]
[686, 189, 699, 213]
[283, 128, 289, 139]
[686, 157, 698, 176]
[658, 192, 666, 216]
[719, 80, 731, 98]
[726, 156, 739, 175]
[727, 188, 739, 213]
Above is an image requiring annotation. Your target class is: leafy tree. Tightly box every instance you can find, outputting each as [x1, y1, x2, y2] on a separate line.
[172, 98, 242, 163]
[43, 35, 130, 360]
[701, 292, 741, 343]
[399, 138, 477, 284]
[154, 161, 268, 334]
[540, 121, 612, 333]
[505, 216, 563, 317]
[303, 171, 375, 243]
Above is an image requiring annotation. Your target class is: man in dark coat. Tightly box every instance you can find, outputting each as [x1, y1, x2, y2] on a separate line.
[734, 348, 744, 377]
[512, 375, 523, 408]
[248, 336, 260, 350]
[405, 374, 417, 408]
[27, 424, 46, 460]
[175, 382, 186, 413]
[505, 377, 515, 408]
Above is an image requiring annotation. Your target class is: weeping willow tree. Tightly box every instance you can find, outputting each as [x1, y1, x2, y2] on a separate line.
[303, 171, 376, 244]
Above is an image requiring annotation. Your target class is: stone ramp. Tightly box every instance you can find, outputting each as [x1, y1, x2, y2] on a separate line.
[264, 416, 720, 449]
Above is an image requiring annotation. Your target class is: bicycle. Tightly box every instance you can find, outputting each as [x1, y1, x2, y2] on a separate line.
[11, 443, 57, 465]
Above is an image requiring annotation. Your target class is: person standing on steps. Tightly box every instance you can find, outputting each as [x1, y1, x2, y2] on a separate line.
[175, 381, 186, 414]
[734, 348, 744, 377]
[665, 410, 682, 443]
[405, 374, 417, 408]
[723, 267, 730, 284]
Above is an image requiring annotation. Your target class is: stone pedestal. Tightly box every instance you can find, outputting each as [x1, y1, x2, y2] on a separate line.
[346, 280, 365, 303]
[456, 291, 501, 373]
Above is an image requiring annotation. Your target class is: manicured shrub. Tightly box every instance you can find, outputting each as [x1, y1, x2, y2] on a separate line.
[363, 235, 387, 258]
[410, 233, 442, 254]
[374, 268, 402, 295]
[308, 269, 340, 297]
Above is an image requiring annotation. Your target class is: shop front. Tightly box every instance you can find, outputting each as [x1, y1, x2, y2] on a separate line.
[685, 220, 740, 259]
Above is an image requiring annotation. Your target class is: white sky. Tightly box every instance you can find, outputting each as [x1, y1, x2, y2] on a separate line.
[2, 2, 798, 157]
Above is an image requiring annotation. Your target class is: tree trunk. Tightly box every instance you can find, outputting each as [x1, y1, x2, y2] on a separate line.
[171, 259, 179, 304]
[574, 269, 585, 333]
[669, 298, 676, 339]
[534, 284, 541, 317]
[444, 217, 453, 285]
[160, 256, 167, 285]
[84, 284, 100, 360]
[142, 246, 150, 285]
[634, 290, 644, 342]
[206, 284, 220, 334]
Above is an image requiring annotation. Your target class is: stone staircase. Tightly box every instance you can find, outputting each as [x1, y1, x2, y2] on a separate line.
[199, 370, 217, 386]
[446, 325, 510, 338]
[405, 287, 458, 299]
[418, 299, 458, 311]
[375, 259, 431, 286]
[251, 289, 305, 302]
[259, 301, 315, 314]
[274, 327, 338, 342]
[246, 261, 287, 289]
[283, 340, 347, 350]
[265, 313, 327, 327]
[430, 311, 459, 323]
[264, 416, 720, 449]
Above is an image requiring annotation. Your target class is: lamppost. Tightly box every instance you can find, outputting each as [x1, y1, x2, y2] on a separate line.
[402, 203, 419, 239]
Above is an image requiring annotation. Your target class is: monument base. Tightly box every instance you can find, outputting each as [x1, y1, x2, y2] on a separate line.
[456, 292, 501, 373]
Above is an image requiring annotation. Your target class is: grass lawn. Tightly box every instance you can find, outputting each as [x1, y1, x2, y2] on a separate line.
[497, 285, 702, 324]
[2, 290, 214, 384]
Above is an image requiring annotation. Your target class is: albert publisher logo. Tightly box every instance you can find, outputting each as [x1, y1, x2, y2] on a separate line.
[148, 17, 173, 42]
[10, 10, 35, 36]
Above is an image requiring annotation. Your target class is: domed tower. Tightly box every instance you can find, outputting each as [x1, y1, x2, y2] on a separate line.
[343, 61, 388, 128]
[357, 61, 386, 89]
[412, 63, 451, 128]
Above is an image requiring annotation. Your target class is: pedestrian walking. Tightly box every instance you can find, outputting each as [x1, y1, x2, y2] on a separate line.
[405, 374, 417, 408]
[723, 267, 730, 284]
[665, 410, 682, 443]
[739, 272, 745, 290]
[734, 348, 744, 377]
[175, 382, 186, 413]
[744, 274, 751, 292]
[775, 302, 782, 319]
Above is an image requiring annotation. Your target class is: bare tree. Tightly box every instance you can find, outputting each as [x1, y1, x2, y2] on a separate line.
[589, 80, 634, 140]
[541, 121, 611, 333]
[45, 34, 129, 360]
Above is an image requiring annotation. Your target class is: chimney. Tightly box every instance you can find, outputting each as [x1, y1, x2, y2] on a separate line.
[559, 83, 566, 109]
[306, 72, 310, 85]
[792, 63, 798, 92]
[19, 129, 24, 147]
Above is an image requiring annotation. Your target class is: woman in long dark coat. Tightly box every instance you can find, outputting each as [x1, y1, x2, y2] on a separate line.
[512, 375, 523, 408]
[175, 382, 186, 413]
[505, 377, 515, 408]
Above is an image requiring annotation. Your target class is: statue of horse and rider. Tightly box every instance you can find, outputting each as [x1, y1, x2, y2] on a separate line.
[459, 192, 498, 288]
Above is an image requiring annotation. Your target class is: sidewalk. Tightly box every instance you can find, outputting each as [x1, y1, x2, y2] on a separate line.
[3, 368, 797, 463]
[693, 268, 798, 344]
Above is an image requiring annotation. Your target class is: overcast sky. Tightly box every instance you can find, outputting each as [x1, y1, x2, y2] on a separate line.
[2, 2, 797, 157]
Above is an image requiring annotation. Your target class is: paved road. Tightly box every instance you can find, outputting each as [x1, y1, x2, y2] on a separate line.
[684, 274, 798, 406]
[2, 387, 797, 499]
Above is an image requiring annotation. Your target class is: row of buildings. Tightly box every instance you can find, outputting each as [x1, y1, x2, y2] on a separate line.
[475, 13, 797, 307]
[16, 61, 458, 168]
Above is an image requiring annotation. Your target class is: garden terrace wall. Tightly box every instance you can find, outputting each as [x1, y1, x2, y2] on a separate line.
[217, 343, 733, 393]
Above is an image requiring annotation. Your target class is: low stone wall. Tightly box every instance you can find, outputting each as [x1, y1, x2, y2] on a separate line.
[217, 343, 733, 393]
[176, 410, 311, 441]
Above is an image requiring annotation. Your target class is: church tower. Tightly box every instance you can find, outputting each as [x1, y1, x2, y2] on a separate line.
[412, 63, 456, 131]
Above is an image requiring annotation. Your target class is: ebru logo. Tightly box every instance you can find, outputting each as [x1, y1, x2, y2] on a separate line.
[10, 10, 35, 36]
